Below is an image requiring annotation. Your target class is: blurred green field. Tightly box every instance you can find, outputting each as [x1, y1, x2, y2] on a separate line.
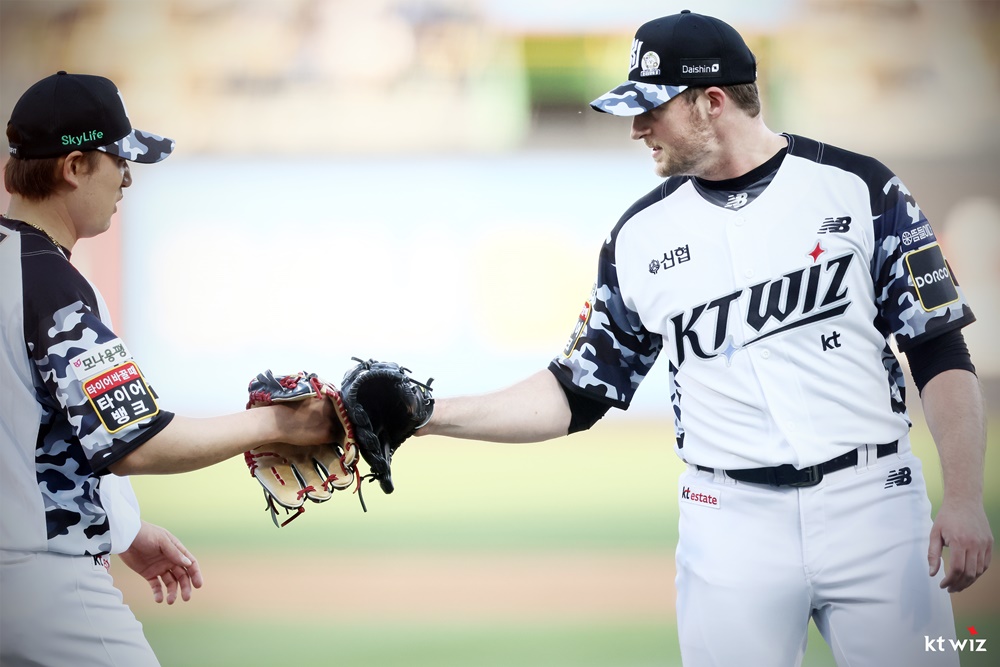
[129, 413, 1000, 667]
[139, 616, 1000, 667]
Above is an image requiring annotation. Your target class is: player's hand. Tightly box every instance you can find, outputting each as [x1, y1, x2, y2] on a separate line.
[118, 521, 204, 604]
[270, 393, 342, 447]
[928, 499, 993, 593]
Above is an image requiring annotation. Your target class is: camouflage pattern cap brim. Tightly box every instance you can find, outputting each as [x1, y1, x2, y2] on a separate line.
[590, 82, 688, 116]
[97, 129, 174, 163]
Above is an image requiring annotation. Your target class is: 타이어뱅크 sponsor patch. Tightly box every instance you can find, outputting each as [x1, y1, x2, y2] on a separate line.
[83, 361, 159, 433]
[904, 243, 960, 312]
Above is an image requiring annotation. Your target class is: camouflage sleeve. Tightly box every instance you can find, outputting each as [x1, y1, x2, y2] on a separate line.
[25, 252, 173, 474]
[549, 234, 662, 409]
[870, 174, 976, 352]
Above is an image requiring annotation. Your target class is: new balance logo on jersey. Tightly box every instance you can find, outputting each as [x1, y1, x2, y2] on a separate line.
[884, 467, 912, 488]
[818, 216, 852, 234]
[725, 193, 749, 209]
[670, 253, 854, 366]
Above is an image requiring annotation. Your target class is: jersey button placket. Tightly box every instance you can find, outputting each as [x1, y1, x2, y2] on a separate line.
[727, 212, 760, 286]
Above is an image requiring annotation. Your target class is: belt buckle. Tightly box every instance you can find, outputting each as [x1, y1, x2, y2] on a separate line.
[787, 465, 823, 487]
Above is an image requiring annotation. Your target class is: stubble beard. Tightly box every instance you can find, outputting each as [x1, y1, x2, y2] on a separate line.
[653, 108, 713, 178]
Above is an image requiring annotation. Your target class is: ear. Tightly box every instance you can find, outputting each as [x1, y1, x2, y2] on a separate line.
[60, 151, 88, 189]
[701, 87, 728, 119]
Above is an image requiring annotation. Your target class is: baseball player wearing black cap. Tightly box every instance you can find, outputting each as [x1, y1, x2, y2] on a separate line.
[416, 11, 991, 666]
[1, 72, 342, 665]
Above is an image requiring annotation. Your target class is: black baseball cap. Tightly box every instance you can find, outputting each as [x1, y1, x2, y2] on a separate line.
[591, 10, 757, 116]
[7, 71, 174, 163]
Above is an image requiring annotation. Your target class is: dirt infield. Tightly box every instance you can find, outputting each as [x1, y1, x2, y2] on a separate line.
[116, 551, 676, 622]
[115, 550, 998, 622]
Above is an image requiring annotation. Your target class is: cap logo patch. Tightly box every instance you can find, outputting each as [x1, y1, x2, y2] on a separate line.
[629, 39, 643, 72]
[680, 58, 722, 77]
[640, 51, 661, 77]
[61, 130, 105, 147]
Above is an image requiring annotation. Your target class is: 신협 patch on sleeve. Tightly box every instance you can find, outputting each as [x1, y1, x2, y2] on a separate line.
[82, 361, 160, 433]
[903, 243, 959, 312]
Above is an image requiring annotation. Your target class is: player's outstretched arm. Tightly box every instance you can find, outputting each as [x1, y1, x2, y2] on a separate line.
[109, 398, 338, 476]
[118, 520, 203, 605]
[416, 369, 571, 443]
[922, 368, 993, 593]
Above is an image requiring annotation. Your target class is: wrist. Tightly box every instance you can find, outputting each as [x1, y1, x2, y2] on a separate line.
[246, 405, 286, 447]
[940, 490, 985, 508]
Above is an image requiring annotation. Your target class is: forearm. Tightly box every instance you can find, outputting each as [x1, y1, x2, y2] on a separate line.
[920, 369, 987, 505]
[418, 369, 572, 443]
[109, 407, 289, 475]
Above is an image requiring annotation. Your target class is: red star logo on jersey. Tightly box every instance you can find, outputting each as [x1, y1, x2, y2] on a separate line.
[808, 242, 826, 263]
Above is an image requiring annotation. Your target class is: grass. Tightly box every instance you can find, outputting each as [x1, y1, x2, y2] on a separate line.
[142, 619, 678, 667]
[140, 614, 999, 667]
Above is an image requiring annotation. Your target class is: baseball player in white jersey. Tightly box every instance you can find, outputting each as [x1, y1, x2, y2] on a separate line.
[414, 11, 992, 666]
[1, 72, 342, 666]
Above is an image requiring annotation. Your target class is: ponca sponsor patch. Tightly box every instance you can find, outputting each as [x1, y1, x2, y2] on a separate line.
[83, 362, 159, 433]
[904, 243, 959, 312]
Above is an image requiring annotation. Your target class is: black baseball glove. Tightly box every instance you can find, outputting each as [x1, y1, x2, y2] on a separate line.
[341, 358, 434, 494]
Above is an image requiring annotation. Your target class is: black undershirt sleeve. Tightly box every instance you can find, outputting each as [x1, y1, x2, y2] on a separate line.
[904, 328, 977, 394]
[550, 369, 614, 434]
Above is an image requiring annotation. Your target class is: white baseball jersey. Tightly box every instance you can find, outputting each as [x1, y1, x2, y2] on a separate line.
[551, 134, 975, 470]
[0, 217, 174, 556]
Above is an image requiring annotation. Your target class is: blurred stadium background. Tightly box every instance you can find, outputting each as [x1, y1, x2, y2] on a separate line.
[2, 1, 998, 665]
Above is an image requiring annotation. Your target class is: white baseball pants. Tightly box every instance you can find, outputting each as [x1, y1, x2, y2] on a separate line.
[0, 549, 159, 667]
[675, 440, 958, 667]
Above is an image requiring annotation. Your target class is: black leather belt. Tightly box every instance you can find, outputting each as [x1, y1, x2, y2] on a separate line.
[696, 441, 898, 488]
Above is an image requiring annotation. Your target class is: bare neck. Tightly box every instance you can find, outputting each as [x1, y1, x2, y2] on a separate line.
[699, 115, 788, 182]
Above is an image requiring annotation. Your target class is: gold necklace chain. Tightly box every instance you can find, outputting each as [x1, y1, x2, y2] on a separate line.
[2, 215, 68, 253]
